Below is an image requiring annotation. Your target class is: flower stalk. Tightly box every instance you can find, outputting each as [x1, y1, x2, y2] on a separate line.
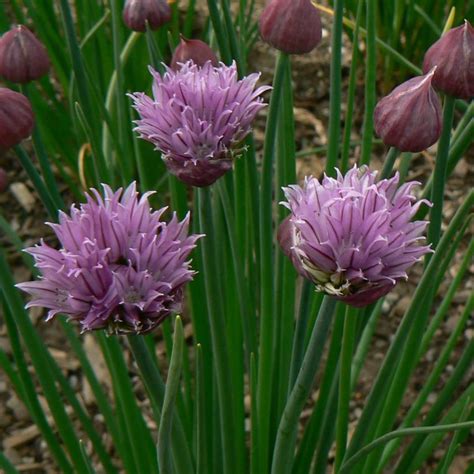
[271, 296, 337, 474]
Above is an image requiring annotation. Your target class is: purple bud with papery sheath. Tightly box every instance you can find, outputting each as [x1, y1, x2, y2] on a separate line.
[259, 0, 322, 54]
[170, 37, 218, 70]
[0, 168, 8, 192]
[278, 166, 432, 307]
[130, 61, 270, 187]
[423, 20, 474, 99]
[123, 0, 171, 32]
[17, 183, 202, 334]
[374, 69, 442, 152]
[0, 88, 34, 152]
[0, 25, 50, 83]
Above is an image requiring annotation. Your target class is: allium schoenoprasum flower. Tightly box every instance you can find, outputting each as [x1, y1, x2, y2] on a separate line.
[130, 61, 270, 187]
[278, 166, 432, 307]
[17, 183, 202, 334]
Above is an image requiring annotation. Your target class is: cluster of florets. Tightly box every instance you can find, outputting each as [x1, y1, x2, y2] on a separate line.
[18, 183, 201, 334]
[131, 61, 270, 186]
[279, 167, 432, 307]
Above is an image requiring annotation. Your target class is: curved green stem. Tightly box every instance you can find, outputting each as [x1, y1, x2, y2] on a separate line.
[158, 317, 184, 474]
[197, 186, 241, 474]
[127, 335, 194, 474]
[325, 0, 344, 175]
[271, 297, 337, 474]
[101, 31, 141, 166]
[380, 147, 399, 179]
[428, 95, 456, 249]
[339, 421, 474, 474]
[335, 306, 358, 472]
[360, 0, 377, 165]
[257, 51, 289, 474]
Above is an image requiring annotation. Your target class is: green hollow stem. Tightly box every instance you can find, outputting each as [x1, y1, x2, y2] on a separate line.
[271, 297, 337, 474]
[14, 145, 58, 219]
[101, 31, 141, 166]
[394, 360, 474, 473]
[293, 302, 344, 474]
[207, 0, 231, 64]
[109, 0, 134, 184]
[341, 0, 363, 173]
[380, 147, 399, 179]
[217, 180, 256, 363]
[417, 115, 474, 221]
[196, 344, 207, 474]
[0, 252, 89, 472]
[0, 296, 73, 473]
[343, 189, 474, 463]
[357, 216, 470, 474]
[19, 84, 64, 209]
[339, 421, 474, 474]
[287, 280, 313, 394]
[197, 187, 241, 474]
[257, 51, 289, 474]
[334, 305, 358, 472]
[427, 95, 456, 250]
[360, 0, 377, 165]
[0, 451, 18, 474]
[325, 0, 344, 175]
[378, 293, 474, 472]
[127, 335, 194, 474]
[158, 317, 184, 474]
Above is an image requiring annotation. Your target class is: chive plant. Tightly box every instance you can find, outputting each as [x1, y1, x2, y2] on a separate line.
[0, 1, 472, 473]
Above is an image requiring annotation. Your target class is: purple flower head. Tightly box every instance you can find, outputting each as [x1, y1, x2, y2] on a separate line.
[17, 183, 201, 334]
[278, 166, 432, 307]
[130, 61, 270, 187]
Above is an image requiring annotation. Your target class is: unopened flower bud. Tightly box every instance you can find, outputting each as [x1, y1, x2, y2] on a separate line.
[123, 0, 171, 32]
[423, 20, 474, 99]
[0, 88, 34, 152]
[0, 168, 8, 192]
[170, 37, 218, 70]
[0, 25, 50, 83]
[374, 69, 442, 152]
[259, 0, 322, 54]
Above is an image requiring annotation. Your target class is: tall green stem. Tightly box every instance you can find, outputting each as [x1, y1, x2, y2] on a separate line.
[428, 95, 456, 250]
[158, 317, 184, 474]
[127, 335, 194, 474]
[325, 0, 344, 175]
[335, 306, 358, 472]
[380, 147, 399, 179]
[197, 187, 241, 474]
[271, 297, 337, 474]
[257, 51, 289, 474]
[360, 0, 377, 165]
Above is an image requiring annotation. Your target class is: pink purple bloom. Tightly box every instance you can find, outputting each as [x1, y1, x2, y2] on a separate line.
[130, 61, 270, 187]
[278, 166, 432, 307]
[17, 183, 201, 333]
